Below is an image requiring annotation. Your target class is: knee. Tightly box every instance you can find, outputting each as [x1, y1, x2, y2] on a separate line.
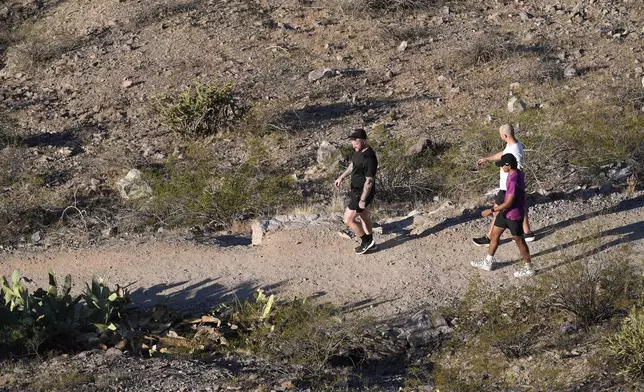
[344, 215, 354, 226]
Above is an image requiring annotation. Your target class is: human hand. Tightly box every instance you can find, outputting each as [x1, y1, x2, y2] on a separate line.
[477, 157, 487, 166]
[481, 208, 493, 217]
[334, 178, 343, 188]
[359, 200, 366, 209]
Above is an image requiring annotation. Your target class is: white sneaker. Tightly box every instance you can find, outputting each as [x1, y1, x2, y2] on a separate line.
[470, 258, 493, 271]
[514, 265, 536, 278]
[524, 232, 536, 242]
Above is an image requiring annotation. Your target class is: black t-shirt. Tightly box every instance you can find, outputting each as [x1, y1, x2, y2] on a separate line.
[351, 146, 378, 190]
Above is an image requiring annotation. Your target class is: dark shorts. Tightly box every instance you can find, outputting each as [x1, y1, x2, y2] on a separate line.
[494, 190, 506, 206]
[494, 212, 524, 236]
[348, 188, 375, 213]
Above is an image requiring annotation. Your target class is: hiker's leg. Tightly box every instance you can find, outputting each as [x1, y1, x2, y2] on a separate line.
[344, 208, 365, 237]
[358, 207, 373, 235]
[489, 225, 505, 256]
[523, 209, 532, 233]
[486, 207, 500, 238]
[514, 236, 533, 268]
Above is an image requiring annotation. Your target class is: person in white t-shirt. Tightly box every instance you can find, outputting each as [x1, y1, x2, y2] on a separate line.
[472, 124, 535, 246]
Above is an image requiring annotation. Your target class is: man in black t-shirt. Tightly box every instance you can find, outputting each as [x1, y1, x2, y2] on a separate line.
[334, 129, 378, 254]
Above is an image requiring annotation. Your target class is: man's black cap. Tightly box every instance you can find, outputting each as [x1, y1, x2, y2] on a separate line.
[495, 153, 518, 169]
[348, 129, 367, 140]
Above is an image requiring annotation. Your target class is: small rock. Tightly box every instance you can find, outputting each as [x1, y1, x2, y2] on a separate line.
[564, 65, 578, 78]
[105, 347, 122, 357]
[116, 169, 153, 200]
[89, 178, 101, 192]
[507, 96, 526, 113]
[405, 137, 432, 156]
[397, 41, 408, 52]
[102, 226, 118, 237]
[251, 221, 267, 245]
[121, 79, 133, 88]
[56, 147, 74, 157]
[30, 231, 42, 243]
[308, 68, 334, 82]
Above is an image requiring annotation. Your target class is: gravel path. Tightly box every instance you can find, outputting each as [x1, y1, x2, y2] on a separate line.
[1, 192, 643, 319]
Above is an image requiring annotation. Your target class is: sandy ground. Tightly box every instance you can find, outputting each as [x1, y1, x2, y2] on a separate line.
[2, 193, 643, 319]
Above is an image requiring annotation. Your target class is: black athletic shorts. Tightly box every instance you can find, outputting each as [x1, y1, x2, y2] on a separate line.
[349, 188, 375, 213]
[494, 190, 506, 206]
[494, 212, 524, 236]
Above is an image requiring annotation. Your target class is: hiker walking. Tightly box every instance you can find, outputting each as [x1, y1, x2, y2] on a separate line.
[335, 129, 378, 254]
[472, 124, 535, 246]
[471, 153, 535, 277]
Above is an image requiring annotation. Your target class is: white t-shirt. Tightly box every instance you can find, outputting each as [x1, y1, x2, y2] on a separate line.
[499, 141, 525, 190]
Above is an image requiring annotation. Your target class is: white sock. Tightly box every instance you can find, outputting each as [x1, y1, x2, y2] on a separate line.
[486, 255, 494, 262]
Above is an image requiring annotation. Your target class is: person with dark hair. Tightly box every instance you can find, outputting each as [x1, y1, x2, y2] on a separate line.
[471, 153, 535, 277]
[335, 129, 378, 254]
[473, 124, 536, 246]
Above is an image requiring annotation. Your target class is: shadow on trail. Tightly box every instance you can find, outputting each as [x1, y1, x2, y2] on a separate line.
[374, 207, 486, 252]
[127, 278, 289, 312]
[533, 194, 644, 240]
[535, 220, 644, 274]
[374, 194, 644, 253]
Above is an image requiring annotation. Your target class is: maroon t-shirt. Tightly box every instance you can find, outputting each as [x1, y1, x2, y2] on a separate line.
[504, 170, 525, 221]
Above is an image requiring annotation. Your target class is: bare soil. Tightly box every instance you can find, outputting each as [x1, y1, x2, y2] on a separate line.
[2, 192, 642, 318]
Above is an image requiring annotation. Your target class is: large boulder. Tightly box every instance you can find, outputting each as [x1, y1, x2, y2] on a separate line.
[316, 141, 341, 170]
[117, 169, 153, 200]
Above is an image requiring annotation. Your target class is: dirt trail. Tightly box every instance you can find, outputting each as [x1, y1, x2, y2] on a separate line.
[2, 193, 643, 318]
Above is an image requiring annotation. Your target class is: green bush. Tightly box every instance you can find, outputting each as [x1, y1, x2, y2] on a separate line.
[544, 258, 642, 329]
[369, 128, 443, 202]
[142, 142, 301, 227]
[233, 295, 363, 371]
[157, 83, 244, 136]
[608, 306, 644, 380]
[0, 269, 129, 357]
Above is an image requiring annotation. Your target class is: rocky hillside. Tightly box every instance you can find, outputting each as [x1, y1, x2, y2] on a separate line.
[0, 0, 642, 240]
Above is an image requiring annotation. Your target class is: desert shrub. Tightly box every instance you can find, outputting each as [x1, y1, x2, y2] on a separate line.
[428, 128, 500, 198]
[544, 258, 642, 329]
[156, 83, 244, 136]
[608, 306, 644, 380]
[233, 294, 364, 371]
[434, 255, 642, 391]
[368, 128, 446, 203]
[434, 279, 548, 390]
[12, 23, 80, 66]
[618, 86, 644, 113]
[142, 142, 300, 227]
[458, 34, 515, 68]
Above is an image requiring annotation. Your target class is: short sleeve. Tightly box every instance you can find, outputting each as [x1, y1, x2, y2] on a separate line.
[506, 174, 517, 196]
[365, 156, 377, 177]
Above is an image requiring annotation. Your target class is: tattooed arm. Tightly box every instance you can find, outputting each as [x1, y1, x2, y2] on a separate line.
[335, 162, 353, 188]
[359, 177, 374, 208]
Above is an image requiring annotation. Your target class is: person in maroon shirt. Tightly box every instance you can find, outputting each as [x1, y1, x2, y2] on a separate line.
[470, 153, 535, 277]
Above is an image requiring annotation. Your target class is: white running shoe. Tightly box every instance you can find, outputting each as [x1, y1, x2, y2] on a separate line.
[470, 258, 493, 271]
[514, 265, 536, 278]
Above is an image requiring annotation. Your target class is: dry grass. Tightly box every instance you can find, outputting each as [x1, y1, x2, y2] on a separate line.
[10, 23, 80, 68]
